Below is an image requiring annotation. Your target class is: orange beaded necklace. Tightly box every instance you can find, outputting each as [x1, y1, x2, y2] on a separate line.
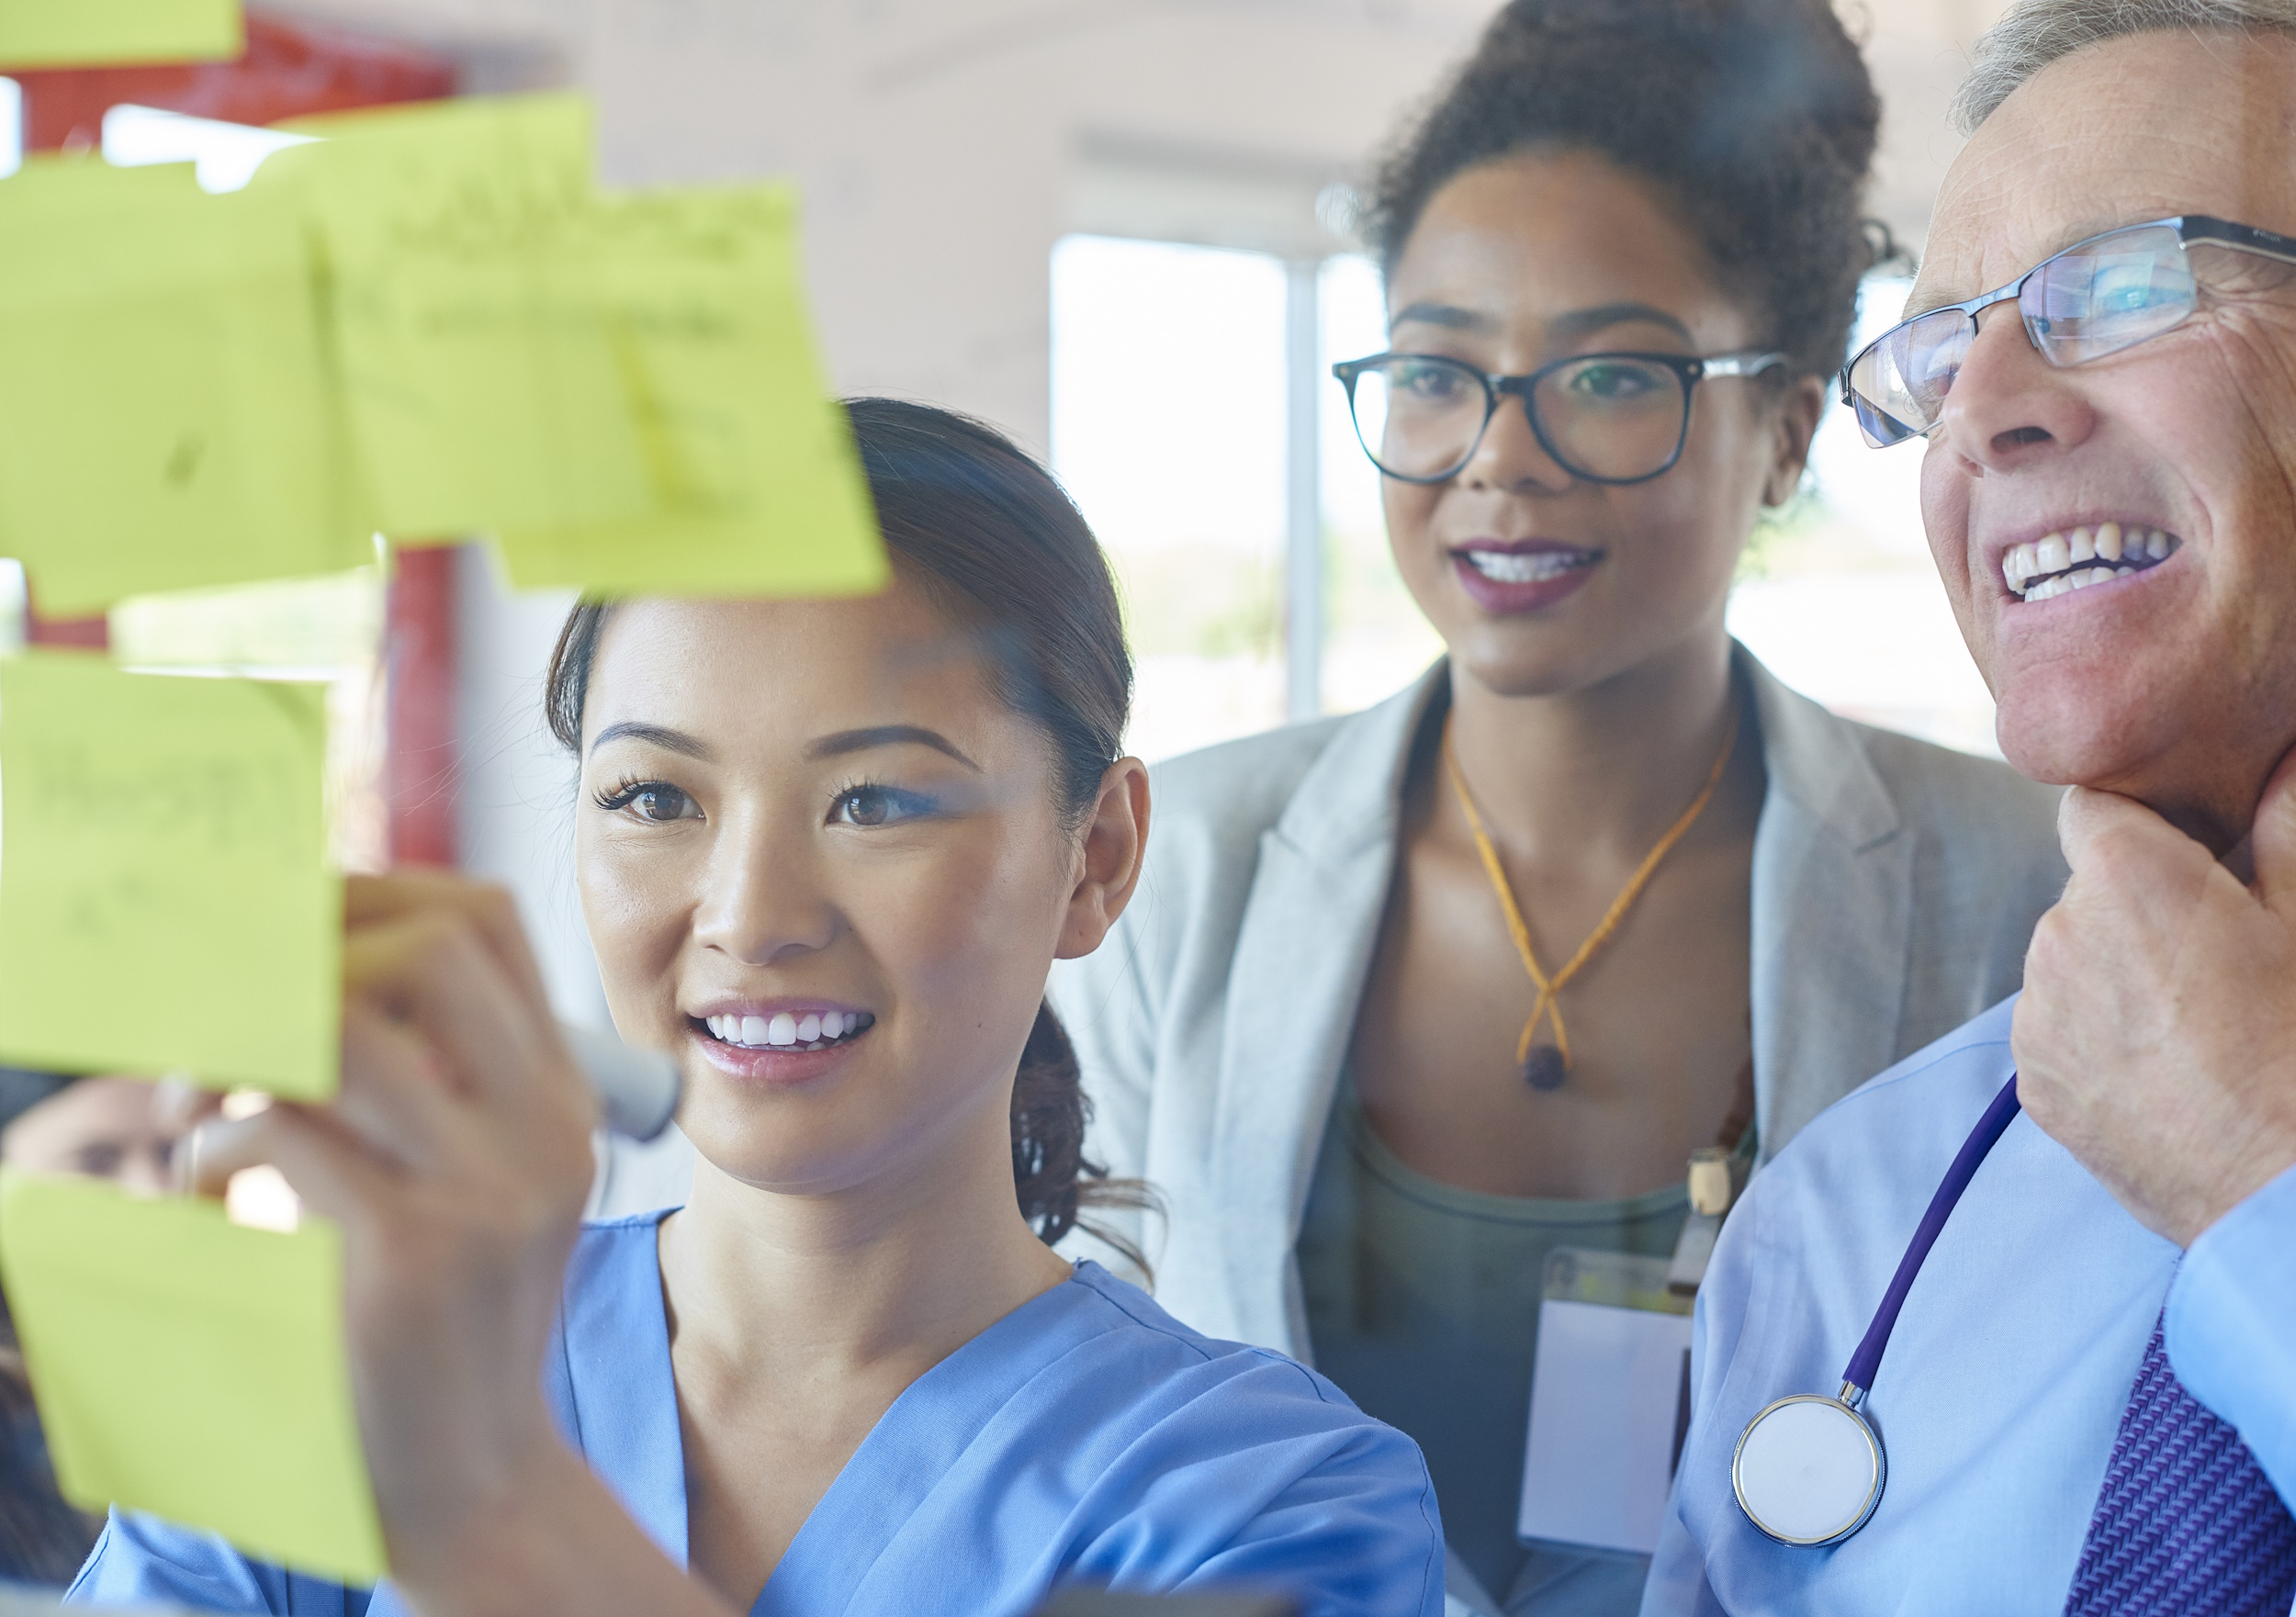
[1441, 699, 1741, 1090]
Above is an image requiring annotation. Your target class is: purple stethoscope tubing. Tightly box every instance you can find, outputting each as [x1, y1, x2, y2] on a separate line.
[1733, 1072, 2023, 1548]
[1841, 1072, 2024, 1398]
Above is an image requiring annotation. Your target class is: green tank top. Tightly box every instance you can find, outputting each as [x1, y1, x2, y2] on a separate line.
[1295, 1078, 1696, 1611]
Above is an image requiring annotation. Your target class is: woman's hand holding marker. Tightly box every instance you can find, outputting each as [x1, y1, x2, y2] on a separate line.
[187, 870, 727, 1617]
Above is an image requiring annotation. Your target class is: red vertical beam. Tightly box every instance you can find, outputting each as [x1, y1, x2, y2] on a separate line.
[24, 610, 108, 649]
[385, 547, 459, 868]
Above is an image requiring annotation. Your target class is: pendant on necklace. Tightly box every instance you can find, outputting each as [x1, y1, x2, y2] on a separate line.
[1521, 1044, 1569, 1092]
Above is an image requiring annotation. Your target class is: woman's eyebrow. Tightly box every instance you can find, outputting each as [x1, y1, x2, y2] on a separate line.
[1546, 301, 1695, 343]
[1390, 300, 1496, 333]
[588, 721, 715, 762]
[806, 725, 983, 771]
[1388, 299, 1697, 344]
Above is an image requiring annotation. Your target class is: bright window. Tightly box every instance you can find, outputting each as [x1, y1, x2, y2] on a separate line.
[0, 79, 20, 180]
[1051, 234, 1291, 762]
[1726, 275, 2000, 756]
[1318, 253, 1445, 718]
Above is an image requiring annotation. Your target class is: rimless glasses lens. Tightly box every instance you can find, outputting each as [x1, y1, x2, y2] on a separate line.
[1842, 216, 2296, 449]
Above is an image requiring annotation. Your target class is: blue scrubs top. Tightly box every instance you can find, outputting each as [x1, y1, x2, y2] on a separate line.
[1645, 995, 2296, 1615]
[68, 1212, 1446, 1617]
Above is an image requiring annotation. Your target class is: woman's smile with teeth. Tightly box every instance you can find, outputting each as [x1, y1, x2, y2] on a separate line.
[1458, 546, 1599, 582]
[703, 1010, 872, 1050]
[2001, 521, 2179, 601]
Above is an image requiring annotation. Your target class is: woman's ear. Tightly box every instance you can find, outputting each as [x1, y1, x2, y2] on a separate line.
[1762, 373, 1828, 507]
[1057, 758, 1152, 960]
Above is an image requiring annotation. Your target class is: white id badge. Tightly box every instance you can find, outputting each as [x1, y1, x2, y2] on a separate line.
[1516, 1248, 1694, 1556]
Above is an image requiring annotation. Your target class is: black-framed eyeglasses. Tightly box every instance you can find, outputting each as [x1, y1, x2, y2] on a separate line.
[1331, 348, 1787, 487]
[1841, 215, 2296, 448]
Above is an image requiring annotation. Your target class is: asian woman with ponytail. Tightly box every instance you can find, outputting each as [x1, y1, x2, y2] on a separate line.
[65, 399, 1445, 1617]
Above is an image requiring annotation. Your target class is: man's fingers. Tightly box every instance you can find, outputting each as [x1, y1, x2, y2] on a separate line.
[345, 872, 554, 1016]
[2057, 784, 2169, 867]
[2054, 784, 2225, 921]
[2245, 742, 2296, 906]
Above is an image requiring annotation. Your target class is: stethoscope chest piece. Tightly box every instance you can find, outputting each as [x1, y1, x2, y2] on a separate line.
[1732, 1387, 1885, 1546]
[1730, 1072, 2028, 1552]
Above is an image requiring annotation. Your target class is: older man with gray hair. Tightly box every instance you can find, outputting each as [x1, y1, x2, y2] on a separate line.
[1645, 1, 2296, 1611]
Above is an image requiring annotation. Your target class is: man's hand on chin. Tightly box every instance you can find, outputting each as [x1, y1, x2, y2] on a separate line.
[2013, 751, 2296, 1246]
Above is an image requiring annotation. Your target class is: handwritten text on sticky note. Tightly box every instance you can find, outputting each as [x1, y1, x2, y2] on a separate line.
[494, 183, 886, 599]
[259, 93, 655, 543]
[0, 655, 340, 1097]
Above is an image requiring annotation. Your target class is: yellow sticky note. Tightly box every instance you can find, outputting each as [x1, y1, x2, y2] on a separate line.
[494, 184, 887, 599]
[257, 93, 656, 543]
[0, 0, 242, 69]
[0, 1169, 383, 1582]
[0, 654, 340, 1097]
[0, 158, 370, 615]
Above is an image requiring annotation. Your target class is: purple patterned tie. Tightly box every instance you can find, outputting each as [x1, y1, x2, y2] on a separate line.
[2063, 1315, 2296, 1616]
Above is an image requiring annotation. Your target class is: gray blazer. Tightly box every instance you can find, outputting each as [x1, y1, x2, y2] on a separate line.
[1046, 648, 2069, 1361]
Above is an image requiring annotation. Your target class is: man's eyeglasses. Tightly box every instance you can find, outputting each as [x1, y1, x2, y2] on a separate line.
[1332, 349, 1786, 487]
[1841, 215, 2296, 448]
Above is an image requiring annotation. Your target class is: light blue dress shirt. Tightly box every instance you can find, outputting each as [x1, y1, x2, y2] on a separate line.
[68, 1212, 1446, 1617]
[1644, 995, 2296, 1615]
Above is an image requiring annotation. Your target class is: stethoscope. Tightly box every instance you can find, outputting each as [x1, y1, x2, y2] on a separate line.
[1731, 1073, 2023, 1546]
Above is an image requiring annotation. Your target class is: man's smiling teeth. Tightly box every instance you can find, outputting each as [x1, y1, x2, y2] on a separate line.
[704, 1011, 870, 1050]
[1460, 547, 1595, 583]
[2001, 522, 2179, 601]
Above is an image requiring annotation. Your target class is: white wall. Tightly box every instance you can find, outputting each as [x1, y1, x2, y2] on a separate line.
[451, 549, 601, 1024]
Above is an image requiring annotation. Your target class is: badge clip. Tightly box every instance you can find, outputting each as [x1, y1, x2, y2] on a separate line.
[1666, 1145, 1744, 1297]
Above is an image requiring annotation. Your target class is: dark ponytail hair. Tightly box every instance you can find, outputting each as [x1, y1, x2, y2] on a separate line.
[546, 397, 1152, 1267]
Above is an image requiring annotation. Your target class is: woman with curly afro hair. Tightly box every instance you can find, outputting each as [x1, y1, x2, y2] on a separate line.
[1052, 3, 2070, 1611]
